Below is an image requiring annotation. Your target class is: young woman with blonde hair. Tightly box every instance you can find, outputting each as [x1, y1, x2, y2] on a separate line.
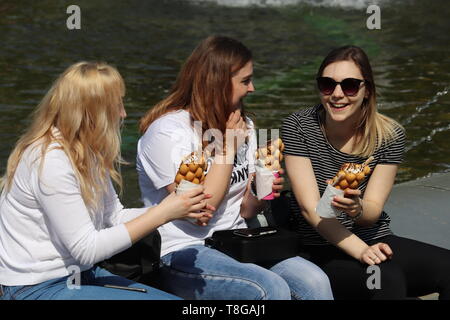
[137, 36, 333, 300]
[0, 61, 212, 300]
[282, 45, 450, 299]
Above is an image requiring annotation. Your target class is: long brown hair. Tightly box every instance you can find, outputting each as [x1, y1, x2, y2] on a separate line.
[1, 62, 125, 215]
[317, 45, 403, 157]
[139, 36, 253, 136]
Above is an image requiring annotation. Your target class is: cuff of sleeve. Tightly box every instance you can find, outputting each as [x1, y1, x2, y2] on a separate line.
[98, 224, 133, 262]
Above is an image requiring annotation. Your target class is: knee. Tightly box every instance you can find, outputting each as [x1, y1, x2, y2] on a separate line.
[369, 262, 407, 299]
[270, 257, 334, 300]
[251, 271, 291, 300]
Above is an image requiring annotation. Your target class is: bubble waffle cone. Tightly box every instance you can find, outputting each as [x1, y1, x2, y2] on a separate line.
[255, 138, 285, 171]
[174, 152, 208, 185]
[330, 156, 374, 191]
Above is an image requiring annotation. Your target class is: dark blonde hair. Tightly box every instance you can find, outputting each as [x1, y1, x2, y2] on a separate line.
[317, 45, 403, 157]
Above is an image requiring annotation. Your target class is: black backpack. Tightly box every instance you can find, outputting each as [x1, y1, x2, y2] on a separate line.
[98, 230, 161, 287]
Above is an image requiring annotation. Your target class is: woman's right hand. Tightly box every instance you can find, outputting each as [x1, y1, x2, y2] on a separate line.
[359, 242, 393, 265]
[225, 109, 247, 153]
[158, 186, 214, 223]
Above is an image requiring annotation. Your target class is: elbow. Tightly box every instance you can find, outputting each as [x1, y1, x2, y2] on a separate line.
[300, 208, 322, 228]
[71, 246, 97, 266]
[68, 235, 99, 266]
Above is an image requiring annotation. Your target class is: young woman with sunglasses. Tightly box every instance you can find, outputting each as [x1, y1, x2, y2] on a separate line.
[282, 45, 450, 300]
[136, 36, 334, 300]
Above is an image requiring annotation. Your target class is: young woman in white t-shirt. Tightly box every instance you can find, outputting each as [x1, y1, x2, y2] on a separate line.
[0, 62, 212, 300]
[137, 36, 334, 300]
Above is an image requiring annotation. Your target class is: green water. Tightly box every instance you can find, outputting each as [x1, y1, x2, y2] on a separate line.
[1, 0, 449, 207]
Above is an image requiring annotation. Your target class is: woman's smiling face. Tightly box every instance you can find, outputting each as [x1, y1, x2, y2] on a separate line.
[319, 60, 368, 124]
[231, 60, 255, 110]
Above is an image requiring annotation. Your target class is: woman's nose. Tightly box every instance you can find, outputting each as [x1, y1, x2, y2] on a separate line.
[248, 81, 255, 93]
[331, 83, 345, 98]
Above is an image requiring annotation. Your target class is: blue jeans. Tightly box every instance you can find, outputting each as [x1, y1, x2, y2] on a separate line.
[160, 245, 334, 300]
[0, 266, 181, 300]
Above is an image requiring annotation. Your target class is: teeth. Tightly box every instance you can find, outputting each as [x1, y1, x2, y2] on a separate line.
[331, 103, 347, 108]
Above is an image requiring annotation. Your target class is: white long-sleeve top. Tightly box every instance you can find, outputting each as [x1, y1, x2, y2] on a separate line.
[0, 141, 147, 286]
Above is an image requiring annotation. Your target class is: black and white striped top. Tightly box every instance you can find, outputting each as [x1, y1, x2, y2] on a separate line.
[281, 105, 406, 246]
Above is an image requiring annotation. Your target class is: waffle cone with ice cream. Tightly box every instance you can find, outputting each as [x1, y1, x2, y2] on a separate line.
[255, 138, 285, 171]
[174, 152, 207, 185]
[330, 156, 374, 191]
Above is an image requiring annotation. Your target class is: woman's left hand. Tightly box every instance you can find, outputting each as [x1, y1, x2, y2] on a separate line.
[272, 168, 285, 198]
[331, 188, 362, 219]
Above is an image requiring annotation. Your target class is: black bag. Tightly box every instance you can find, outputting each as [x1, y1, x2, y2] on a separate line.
[270, 190, 296, 229]
[205, 227, 301, 265]
[98, 230, 161, 286]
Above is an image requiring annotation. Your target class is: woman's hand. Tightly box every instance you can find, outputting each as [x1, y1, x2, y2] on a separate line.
[158, 186, 215, 223]
[225, 109, 247, 153]
[360, 243, 393, 265]
[272, 168, 285, 198]
[331, 188, 363, 219]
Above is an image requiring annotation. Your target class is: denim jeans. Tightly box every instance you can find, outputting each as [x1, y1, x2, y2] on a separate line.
[0, 266, 181, 300]
[160, 245, 334, 300]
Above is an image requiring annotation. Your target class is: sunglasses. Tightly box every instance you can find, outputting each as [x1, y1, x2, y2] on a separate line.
[316, 77, 365, 96]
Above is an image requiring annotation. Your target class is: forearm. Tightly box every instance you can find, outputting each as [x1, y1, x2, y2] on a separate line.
[240, 191, 267, 219]
[302, 208, 369, 260]
[354, 198, 384, 227]
[124, 206, 168, 244]
[202, 153, 235, 208]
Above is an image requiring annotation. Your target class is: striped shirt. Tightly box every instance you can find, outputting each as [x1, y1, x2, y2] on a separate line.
[281, 105, 406, 246]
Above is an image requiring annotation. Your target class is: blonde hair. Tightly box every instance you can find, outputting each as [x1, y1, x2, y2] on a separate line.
[317, 46, 404, 157]
[1, 61, 125, 214]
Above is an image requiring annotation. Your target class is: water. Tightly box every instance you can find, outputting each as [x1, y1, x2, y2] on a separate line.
[1, 0, 449, 207]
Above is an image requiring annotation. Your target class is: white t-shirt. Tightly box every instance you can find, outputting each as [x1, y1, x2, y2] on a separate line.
[0, 139, 146, 286]
[136, 110, 257, 257]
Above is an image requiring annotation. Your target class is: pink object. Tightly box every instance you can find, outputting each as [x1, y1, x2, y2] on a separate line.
[262, 172, 280, 200]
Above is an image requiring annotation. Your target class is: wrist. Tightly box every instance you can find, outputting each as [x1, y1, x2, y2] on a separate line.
[349, 198, 364, 222]
[150, 203, 172, 225]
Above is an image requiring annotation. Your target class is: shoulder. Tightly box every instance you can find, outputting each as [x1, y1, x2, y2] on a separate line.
[149, 110, 191, 132]
[30, 142, 79, 195]
[140, 110, 193, 142]
[392, 123, 406, 141]
[23, 140, 71, 171]
[40, 144, 74, 176]
[284, 105, 319, 125]
[382, 121, 406, 150]
[282, 105, 321, 134]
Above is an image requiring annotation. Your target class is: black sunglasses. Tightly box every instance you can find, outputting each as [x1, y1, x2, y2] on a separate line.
[316, 77, 365, 96]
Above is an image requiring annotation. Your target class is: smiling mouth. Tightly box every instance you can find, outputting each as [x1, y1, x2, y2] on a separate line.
[329, 103, 350, 110]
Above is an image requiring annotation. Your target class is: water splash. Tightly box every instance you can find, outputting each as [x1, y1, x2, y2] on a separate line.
[405, 123, 450, 152]
[189, 0, 389, 9]
[402, 86, 450, 127]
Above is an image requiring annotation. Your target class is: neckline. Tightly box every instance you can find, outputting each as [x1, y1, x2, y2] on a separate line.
[315, 106, 362, 159]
